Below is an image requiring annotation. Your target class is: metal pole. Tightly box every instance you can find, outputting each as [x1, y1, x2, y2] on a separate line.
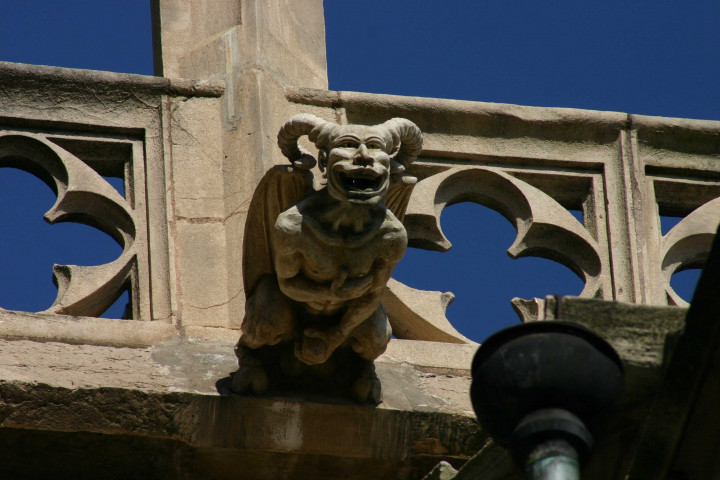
[524, 439, 580, 480]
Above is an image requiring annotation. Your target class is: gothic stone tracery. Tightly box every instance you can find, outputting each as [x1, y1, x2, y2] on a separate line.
[0, 132, 141, 318]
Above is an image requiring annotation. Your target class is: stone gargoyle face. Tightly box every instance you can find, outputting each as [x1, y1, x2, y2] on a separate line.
[323, 126, 393, 205]
[277, 114, 422, 206]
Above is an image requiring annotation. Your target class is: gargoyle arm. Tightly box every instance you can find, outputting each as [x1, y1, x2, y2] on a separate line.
[303, 288, 385, 352]
[339, 288, 385, 335]
[278, 270, 373, 303]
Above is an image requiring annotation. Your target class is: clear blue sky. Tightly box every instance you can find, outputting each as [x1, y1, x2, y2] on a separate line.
[0, 1, 717, 341]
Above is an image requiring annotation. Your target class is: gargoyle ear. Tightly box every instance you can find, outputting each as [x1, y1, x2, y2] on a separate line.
[277, 114, 331, 168]
[317, 149, 328, 173]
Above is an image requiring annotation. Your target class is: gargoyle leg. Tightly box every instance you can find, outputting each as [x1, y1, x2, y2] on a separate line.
[232, 274, 296, 394]
[238, 274, 296, 349]
[348, 305, 392, 361]
[352, 360, 383, 404]
[347, 306, 390, 403]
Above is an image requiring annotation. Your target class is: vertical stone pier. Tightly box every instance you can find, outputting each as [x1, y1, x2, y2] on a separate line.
[152, 0, 328, 328]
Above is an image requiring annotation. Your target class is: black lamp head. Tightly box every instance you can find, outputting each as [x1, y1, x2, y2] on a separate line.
[470, 321, 624, 463]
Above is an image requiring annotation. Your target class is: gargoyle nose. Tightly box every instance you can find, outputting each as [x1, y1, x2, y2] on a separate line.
[354, 144, 373, 164]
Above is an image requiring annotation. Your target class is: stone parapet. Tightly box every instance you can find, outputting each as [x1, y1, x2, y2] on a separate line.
[1, 60, 716, 343]
[0, 61, 229, 329]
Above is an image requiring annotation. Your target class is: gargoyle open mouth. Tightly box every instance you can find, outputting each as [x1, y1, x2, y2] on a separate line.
[338, 170, 384, 193]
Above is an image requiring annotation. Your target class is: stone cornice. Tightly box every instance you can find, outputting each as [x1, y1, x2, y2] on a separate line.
[0, 61, 225, 98]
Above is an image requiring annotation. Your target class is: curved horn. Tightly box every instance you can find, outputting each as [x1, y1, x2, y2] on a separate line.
[381, 118, 423, 166]
[277, 114, 328, 162]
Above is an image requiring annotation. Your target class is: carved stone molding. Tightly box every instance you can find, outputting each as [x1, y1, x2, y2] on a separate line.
[406, 166, 601, 287]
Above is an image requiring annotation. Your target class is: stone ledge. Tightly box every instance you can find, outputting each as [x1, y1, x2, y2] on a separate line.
[187, 325, 477, 374]
[0, 298, 692, 478]
[0, 334, 474, 415]
[0, 60, 225, 98]
[286, 86, 624, 122]
[0, 384, 482, 478]
[286, 87, 720, 151]
[380, 339, 476, 375]
[0, 336, 481, 479]
[287, 87, 720, 131]
[0, 309, 176, 348]
[0, 311, 477, 376]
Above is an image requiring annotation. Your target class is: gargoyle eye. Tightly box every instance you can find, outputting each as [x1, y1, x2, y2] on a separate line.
[366, 143, 382, 150]
[340, 141, 357, 149]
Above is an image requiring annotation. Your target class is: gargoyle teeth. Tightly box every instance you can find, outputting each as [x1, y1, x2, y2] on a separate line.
[339, 172, 383, 192]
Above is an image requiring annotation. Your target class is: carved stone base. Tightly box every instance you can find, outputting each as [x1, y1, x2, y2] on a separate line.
[232, 343, 383, 404]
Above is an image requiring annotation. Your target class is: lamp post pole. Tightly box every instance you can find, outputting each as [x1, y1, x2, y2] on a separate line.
[525, 439, 580, 480]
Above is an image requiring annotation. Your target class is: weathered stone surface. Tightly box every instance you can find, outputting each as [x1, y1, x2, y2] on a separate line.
[0, 291, 690, 479]
[0, 335, 476, 417]
[173, 221, 232, 327]
[167, 95, 226, 220]
[152, 1, 330, 334]
[380, 339, 477, 374]
[0, 310, 176, 348]
[543, 296, 686, 370]
[3, 60, 720, 332]
[153, 0, 327, 89]
[0, 60, 224, 99]
[0, 340, 177, 391]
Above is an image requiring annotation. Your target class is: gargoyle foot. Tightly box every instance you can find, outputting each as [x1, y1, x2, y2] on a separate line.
[351, 362, 382, 404]
[232, 344, 269, 394]
[231, 364, 269, 394]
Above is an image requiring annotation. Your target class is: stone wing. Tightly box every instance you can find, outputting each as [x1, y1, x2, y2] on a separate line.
[242, 165, 314, 297]
[385, 172, 417, 222]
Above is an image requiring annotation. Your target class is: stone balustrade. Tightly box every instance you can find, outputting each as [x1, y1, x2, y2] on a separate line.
[1, 62, 720, 349]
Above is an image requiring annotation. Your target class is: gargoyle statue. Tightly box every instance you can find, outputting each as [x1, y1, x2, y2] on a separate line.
[231, 113, 422, 404]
